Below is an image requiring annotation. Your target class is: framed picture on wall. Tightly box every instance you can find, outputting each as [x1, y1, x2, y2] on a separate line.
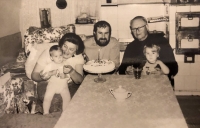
[39, 8, 51, 28]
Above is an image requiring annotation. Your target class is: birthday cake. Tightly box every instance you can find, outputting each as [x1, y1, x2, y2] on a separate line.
[83, 59, 115, 73]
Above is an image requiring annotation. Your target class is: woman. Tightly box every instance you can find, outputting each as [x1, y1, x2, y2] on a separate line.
[31, 33, 85, 112]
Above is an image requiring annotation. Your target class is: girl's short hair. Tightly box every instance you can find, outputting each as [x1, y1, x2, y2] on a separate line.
[59, 33, 85, 55]
[143, 43, 160, 55]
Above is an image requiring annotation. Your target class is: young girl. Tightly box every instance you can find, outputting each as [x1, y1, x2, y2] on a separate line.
[142, 43, 169, 75]
[41, 45, 71, 116]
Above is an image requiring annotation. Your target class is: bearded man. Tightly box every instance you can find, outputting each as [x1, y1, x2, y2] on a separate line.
[84, 20, 120, 71]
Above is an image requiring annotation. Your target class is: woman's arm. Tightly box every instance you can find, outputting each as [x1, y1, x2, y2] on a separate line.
[69, 64, 84, 84]
[31, 62, 46, 82]
[63, 64, 84, 84]
[32, 62, 57, 82]
[31, 49, 52, 82]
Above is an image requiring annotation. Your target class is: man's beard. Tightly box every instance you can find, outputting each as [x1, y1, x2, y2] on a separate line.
[94, 36, 110, 47]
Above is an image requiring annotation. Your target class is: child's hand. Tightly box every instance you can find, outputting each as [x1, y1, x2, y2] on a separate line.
[59, 73, 68, 79]
[125, 66, 134, 75]
[151, 70, 162, 75]
[48, 70, 58, 76]
[39, 70, 51, 80]
[63, 65, 74, 74]
[54, 70, 60, 77]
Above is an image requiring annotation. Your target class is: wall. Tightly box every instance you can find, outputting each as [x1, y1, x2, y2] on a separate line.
[169, 5, 200, 95]
[0, 0, 22, 67]
[0, 32, 22, 67]
[0, 0, 21, 38]
[100, 5, 118, 38]
[20, 0, 74, 45]
[100, 4, 168, 39]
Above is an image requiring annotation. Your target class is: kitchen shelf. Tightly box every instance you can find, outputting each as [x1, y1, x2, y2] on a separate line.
[170, 3, 200, 6]
[177, 27, 200, 31]
[176, 48, 200, 54]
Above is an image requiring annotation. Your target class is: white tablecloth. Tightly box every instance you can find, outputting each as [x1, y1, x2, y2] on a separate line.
[54, 75, 188, 128]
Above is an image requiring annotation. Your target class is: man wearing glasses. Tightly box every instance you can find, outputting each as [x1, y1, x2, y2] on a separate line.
[118, 16, 178, 88]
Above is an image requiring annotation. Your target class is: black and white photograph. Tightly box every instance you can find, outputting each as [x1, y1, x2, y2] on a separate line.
[0, 0, 200, 128]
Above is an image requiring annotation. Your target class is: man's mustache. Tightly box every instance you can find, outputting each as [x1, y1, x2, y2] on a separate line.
[99, 38, 107, 42]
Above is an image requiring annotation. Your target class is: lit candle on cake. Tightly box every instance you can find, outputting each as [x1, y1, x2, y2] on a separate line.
[98, 48, 100, 61]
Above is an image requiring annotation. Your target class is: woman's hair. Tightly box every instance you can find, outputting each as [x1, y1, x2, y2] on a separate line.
[49, 45, 62, 56]
[58, 33, 85, 55]
[143, 43, 160, 55]
[93, 20, 111, 34]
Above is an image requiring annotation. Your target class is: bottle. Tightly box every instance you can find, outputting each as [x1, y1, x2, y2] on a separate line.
[14, 103, 19, 114]
[31, 101, 36, 114]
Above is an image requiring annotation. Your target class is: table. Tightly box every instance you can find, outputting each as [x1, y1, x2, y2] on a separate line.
[54, 75, 188, 128]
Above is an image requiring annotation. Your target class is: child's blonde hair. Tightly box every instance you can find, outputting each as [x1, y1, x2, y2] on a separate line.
[143, 43, 160, 55]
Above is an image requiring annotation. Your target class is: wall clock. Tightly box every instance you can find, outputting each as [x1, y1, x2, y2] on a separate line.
[56, 0, 67, 9]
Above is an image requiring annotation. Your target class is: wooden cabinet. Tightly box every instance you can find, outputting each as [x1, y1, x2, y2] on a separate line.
[175, 12, 200, 55]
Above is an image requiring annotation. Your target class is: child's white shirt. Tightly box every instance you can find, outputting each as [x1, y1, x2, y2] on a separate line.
[43, 61, 70, 83]
[142, 61, 162, 75]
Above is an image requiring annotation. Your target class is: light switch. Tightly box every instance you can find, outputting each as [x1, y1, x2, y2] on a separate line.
[187, 57, 193, 61]
[184, 54, 195, 63]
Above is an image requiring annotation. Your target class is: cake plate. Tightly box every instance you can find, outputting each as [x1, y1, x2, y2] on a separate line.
[83, 64, 115, 83]
[83, 48, 115, 83]
[94, 73, 106, 83]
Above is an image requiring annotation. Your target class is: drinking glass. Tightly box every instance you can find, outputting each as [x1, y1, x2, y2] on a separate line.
[133, 68, 142, 79]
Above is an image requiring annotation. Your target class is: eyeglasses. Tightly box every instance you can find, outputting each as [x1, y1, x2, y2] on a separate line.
[131, 24, 146, 32]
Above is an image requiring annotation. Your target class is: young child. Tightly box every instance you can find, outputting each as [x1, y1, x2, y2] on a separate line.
[41, 45, 71, 116]
[142, 43, 169, 75]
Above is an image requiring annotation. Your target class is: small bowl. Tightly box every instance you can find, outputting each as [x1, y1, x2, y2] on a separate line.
[109, 86, 132, 102]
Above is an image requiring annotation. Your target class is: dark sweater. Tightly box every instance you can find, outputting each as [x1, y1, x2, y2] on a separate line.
[118, 34, 178, 82]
